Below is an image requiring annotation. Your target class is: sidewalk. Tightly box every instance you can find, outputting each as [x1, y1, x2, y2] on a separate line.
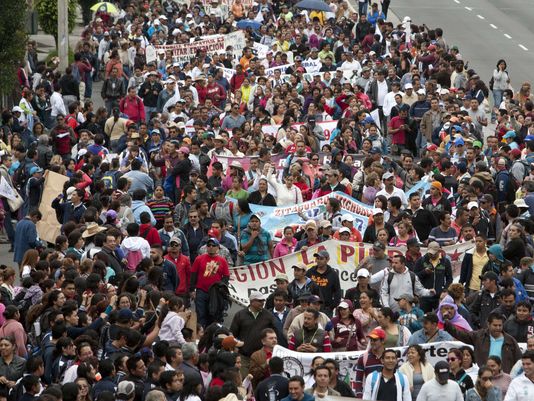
[31, 16, 104, 109]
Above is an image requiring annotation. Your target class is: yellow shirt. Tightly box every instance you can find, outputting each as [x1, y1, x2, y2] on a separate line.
[309, 11, 325, 24]
[469, 250, 489, 291]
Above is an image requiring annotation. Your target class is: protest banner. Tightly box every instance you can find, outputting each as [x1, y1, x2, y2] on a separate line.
[155, 31, 245, 64]
[273, 341, 473, 391]
[253, 42, 269, 59]
[36, 171, 69, 244]
[301, 59, 322, 73]
[265, 64, 294, 77]
[228, 239, 473, 305]
[262, 119, 338, 143]
[0, 177, 19, 201]
[145, 45, 157, 64]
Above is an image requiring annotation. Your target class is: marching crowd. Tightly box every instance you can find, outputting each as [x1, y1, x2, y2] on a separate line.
[1, 1, 534, 401]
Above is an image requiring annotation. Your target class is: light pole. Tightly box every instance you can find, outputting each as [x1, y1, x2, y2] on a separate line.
[58, 0, 69, 71]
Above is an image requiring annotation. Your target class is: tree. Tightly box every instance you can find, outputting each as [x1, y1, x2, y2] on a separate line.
[0, 0, 28, 102]
[35, 0, 78, 48]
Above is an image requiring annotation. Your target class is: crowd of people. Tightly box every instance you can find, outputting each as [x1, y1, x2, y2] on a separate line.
[1, 0, 534, 401]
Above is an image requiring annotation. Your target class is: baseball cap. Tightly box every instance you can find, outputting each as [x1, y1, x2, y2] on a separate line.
[275, 273, 289, 283]
[29, 166, 43, 175]
[382, 171, 395, 180]
[373, 241, 386, 250]
[320, 220, 332, 229]
[341, 214, 355, 223]
[434, 361, 450, 381]
[292, 263, 308, 271]
[367, 328, 386, 340]
[178, 146, 190, 155]
[308, 295, 323, 304]
[169, 236, 182, 246]
[372, 208, 384, 216]
[454, 137, 465, 146]
[357, 268, 370, 278]
[297, 291, 312, 301]
[404, 83, 413, 89]
[117, 381, 136, 399]
[118, 308, 134, 322]
[473, 140, 483, 148]
[313, 250, 330, 259]
[207, 238, 220, 246]
[395, 293, 415, 302]
[503, 130, 516, 139]
[369, 147, 382, 154]
[207, 228, 221, 239]
[213, 187, 225, 195]
[339, 227, 351, 234]
[510, 148, 522, 158]
[427, 241, 441, 256]
[467, 201, 479, 210]
[416, 89, 426, 95]
[305, 220, 317, 230]
[249, 291, 267, 301]
[338, 301, 350, 309]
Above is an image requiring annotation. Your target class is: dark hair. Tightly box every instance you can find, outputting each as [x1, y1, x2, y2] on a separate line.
[268, 357, 284, 374]
[407, 344, 427, 364]
[314, 365, 331, 378]
[487, 355, 502, 366]
[382, 349, 398, 359]
[288, 375, 305, 387]
[379, 307, 399, 323]
[487, 311, 505, 324]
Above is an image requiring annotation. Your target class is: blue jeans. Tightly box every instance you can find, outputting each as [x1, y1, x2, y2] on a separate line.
[195, 289, 212, 328]
[492, 89, 503, 121]
[358, 1, 369, 16]
[84, 75, 93, 99]
[145, 106, 157, 123]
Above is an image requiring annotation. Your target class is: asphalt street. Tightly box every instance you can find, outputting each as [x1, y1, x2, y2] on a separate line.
[390, 0, 534, 88]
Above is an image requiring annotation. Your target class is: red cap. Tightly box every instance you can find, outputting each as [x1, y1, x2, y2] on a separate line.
[428, 44, 437, 51]
[426, 144, 438, 152]
[367, 328, 386, 340]
[208, 228, 221, 239]
[510, 149, 522, 158]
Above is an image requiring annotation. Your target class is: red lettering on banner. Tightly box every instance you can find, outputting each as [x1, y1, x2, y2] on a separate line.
[256, 263, 269, 280]
[232, 268, 248, 282]
[340, 244, 355, 262]
[270, 260, 286, 276]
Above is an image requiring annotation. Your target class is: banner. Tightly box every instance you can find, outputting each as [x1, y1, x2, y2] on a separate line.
[156, 31, 245, 64]
[302, 59, 322, 73]
[262, 119, 339, 143]
[253, 42, 269, 59]
[248, 192, 374, 239]
[0, 177, 18, 201]
[228, 239, 474, 305]
[36, 171, 69, 244]
[265, 63, 294, 76]
[273, 342, 473, 391]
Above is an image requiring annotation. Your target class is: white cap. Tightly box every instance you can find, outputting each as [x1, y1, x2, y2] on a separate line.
[12, 106, 23, 113]
[342, 214, 355, 223]
[339, 227, 351, 234]
[357, 268, 371, 278]
[417, 89, 426, 95]
[382, 171, 395, 180]
[249, 291, 267, 301]
[372, 208, 384, 216]
[467, 201, 479, 210]
[404, 83, 413, 89]
[338, 301, 350, 309]
[153, 19, 160, 25]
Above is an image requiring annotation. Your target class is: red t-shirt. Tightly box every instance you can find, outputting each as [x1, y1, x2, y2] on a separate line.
[388, 116, 407, 145]
[191, 254, 230, 293]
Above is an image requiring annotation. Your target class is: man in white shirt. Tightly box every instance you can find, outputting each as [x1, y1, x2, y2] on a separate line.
[340, 52, 362, 79]
[50, 85, 67, 118]
[376, 171, 407, 206]
[504, 351, 534, 401]
[383, 82, 405, 118]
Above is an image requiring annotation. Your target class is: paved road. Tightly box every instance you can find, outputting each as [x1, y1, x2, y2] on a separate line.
[391, 0, 534, 88]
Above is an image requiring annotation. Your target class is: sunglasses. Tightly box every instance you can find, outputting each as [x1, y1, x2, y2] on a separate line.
[481, 377, 492, 381]
[447, 357, 457, 362]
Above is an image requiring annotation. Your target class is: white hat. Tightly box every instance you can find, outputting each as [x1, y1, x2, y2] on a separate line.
[372, 208, 384, 216]
[153, 19, 160, 25]
[338, 301, 350, 309]
[382, 171, 395, 180]
[66, 186, 77, 200]
[159, 15, 168, 20]
[339, 227, 351, 234]
[417, 89, 426, 95]
[467, 201, 479, 210]
[404, 83, 413, 89]
[11, 106, 23, 113]
[157, 49, 165, 54]
[249, 291, 267, 301]
[514, 198, 529, 209]
[341, 214, 355, 223]
[357, 268, 371, 278]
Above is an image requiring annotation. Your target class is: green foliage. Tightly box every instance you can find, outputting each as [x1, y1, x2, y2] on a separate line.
[0, 0, 28, 95]
[45, 49, 75, 65]
[35, 0, 79, 47]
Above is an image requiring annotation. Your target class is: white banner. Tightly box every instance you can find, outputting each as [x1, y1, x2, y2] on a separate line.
[262, 119, 338, 143]
[156, 31, 245, 64]
[228, 239, 474, 305]
[145, 45, 157, 64]
[0, 176, 18, 201]
[273, 342, 473, 392]
[253, 42, 269, 59]
[302, 59, 322, 73]
[265, 63, 294, 77]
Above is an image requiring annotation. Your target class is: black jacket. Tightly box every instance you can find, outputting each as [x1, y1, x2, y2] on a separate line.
[407, 208, 438, 242]
[230, 308, 277, 357]
[306, 265, 342, 311]
[469, 289, 501, 329]
[414, 254, 453, 295]
[503, 315, 534, 342]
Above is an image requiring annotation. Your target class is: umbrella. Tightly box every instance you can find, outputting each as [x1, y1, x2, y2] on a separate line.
[236, 19, 262, 30]
[90, 2, 119, 13]
[295, 0, 332, 12]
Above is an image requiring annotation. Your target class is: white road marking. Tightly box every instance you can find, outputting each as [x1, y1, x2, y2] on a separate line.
[519, 44, 529, 51]
[504, 33, 512, 38]
[490, 24, 498, 29]
[477, 14, 484, 19]
[454, 0, 460, 3]
[465, 6, 472, 10]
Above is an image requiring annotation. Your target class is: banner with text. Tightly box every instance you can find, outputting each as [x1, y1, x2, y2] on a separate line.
[273, 342, 473, 392]
[156, 31, 245, 64]
[249, 191, 374, 239]
[228, 239, 473, 305]
[36, 171, 69, 244]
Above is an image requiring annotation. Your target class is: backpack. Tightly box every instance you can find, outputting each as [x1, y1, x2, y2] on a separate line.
[497, 170, 518, 202]
[71, 62, 81, 84]
[387, 270, 416, 297]
[369, 371, 406, 395]
[512, 160, 531, 186]
[12, 161, 28, 191]
[125, 249, 144, 271]
[102, 170, 120, 189]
